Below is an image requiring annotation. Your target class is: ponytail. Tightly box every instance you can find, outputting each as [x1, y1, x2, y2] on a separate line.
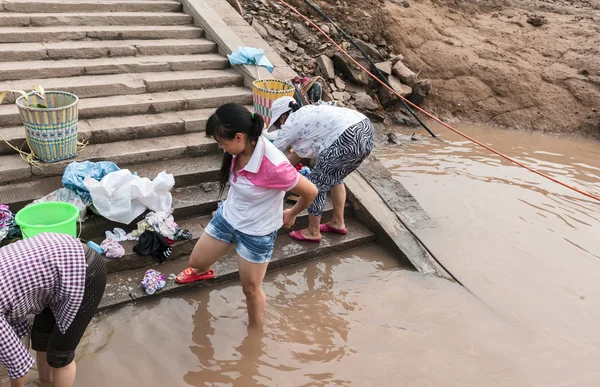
[206, 104, 265, 197]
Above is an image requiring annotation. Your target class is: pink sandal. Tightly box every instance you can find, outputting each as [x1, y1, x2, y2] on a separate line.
[175, 268, 215, 284]
[288, 230, 321, 243]
[319, 224, 348, 235]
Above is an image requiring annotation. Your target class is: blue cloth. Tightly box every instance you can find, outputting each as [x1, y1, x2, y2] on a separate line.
[62, 161, 120, 206]
[227, 46, 274, 73]
[205, 207, 276, 264]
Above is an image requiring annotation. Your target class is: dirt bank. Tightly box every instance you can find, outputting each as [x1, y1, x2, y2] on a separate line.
[242, 0, 600, 137]
[386, 0, 600, 138]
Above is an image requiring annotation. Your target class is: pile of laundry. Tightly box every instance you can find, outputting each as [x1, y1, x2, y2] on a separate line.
[98, 210, 193, 261]
[0, 205, 21, 244]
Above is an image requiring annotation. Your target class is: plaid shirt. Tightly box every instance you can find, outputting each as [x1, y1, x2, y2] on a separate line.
[0, 233, 86, 379]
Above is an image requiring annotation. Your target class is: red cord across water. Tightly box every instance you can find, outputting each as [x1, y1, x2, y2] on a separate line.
[277, 0, 600, 203]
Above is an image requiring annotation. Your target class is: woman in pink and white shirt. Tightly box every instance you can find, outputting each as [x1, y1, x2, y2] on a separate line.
[176, 104, 317, 325]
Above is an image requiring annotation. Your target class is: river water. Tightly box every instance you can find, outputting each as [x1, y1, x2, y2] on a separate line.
[14, 124, 600, 387]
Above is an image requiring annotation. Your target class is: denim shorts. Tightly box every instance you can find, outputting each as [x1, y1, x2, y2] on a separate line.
[205, 207, 277, 264]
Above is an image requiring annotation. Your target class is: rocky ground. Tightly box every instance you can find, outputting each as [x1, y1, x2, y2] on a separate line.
[235, 0, 600, 138]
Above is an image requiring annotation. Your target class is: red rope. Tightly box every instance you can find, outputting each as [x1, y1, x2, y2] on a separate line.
[277, 0, 600, 202]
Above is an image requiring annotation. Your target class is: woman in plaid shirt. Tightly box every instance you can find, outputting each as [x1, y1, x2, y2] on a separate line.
[0, 233, 106, 387]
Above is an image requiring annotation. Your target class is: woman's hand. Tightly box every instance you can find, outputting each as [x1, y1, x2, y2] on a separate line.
[282, 209, 297, 228]
[285, 176, 318, 224]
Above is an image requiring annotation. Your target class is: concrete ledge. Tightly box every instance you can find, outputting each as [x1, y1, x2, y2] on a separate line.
[99, 218, 375, 311]
[181, 0, 296, 87]
[345, 156, 452, 280]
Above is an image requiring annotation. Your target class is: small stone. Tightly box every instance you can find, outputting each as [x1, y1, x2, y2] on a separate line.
[375, 61, 393, 75]
[391, 54, 404, 64]
[296, 47, 306, 55]
[342, 92, 351, 101]
[403, 1, 410, 8]
[387, 133, 399, 144]
[378, 75, 412, 107]
[321, 25, 330, 35]
[253, 21, 269, 40]
[362, 34, 369, 42]
[354, 93, 379, 111]
[287, 41, 298, 52]
[580, 69, 590, 76]
[200, 183, 212, 192]
[527, 14, 546, 27]
[392, 60, 417, 86]
[293, 22, 310, 41]
[334, 76, 346, 91]
[265, 23, 287, 41]
[320, 43, 329, 50]
[332, 91, 345, 101]
[316, 55, 336, 79]
[330, 83, 337, 91]
[408, 79, 432, 106]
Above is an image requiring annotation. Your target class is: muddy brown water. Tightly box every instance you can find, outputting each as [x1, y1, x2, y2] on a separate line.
[9, 124, 600, 387]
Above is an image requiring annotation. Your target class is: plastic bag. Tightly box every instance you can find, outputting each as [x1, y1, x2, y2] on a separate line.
[62, 161, 120, 206]
[31, 188, 87, 222]
[84, 170, 174, 225]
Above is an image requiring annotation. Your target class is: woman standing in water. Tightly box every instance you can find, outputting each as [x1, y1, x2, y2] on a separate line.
[176, 104, 317, 325]
[0, 233, 107, 387]
[268, 96, 375, 243]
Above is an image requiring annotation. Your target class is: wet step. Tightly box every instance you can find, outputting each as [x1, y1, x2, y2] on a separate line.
[0, 86, 253, 127]
[0, 39, 217, 62]
[0, 12, 193, 27]
[0, 131, 220, 184]
[0, 0, 183, 13]
[0, 69, 243, 104]
[0, 53, 226, 82]
[99, 218, 375, 311]
[0, 25, 202, 43]
[92, 197, 347, 274]
[0, 154, 223, 209]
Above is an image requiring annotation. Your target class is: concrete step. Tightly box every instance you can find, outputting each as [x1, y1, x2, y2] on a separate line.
[0, 12, 193, 27]
[0, 86, 253, 127]
[0, 131, 220, 184]
[0, 104, 254, 155]
[95, 198, 347, 275]
[0, 154, 223, 210]
[0, 0, 183, 13]
[99, 218, 375, 311]
[0, 39, 217, 62]
[0, 69, 243, 104]
[0, 53, 226, 81]
[0, 25, 203, 43]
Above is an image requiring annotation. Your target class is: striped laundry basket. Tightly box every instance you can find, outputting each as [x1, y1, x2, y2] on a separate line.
[252, 79, 295, 128]
[16, 91, 79, 163]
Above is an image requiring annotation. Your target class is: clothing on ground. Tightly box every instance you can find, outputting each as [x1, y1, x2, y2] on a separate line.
[133, 230, 172, 263]
[0, 233, 87, 379]
[62, 161, 120, 206]
[100, 238, 125, 259]
[308, 118, 375, 216]
[31, 247, 106, 369]
[273, 104, 367, 158]
[222, 135, 299, 236]
[141, 269, 166, 295]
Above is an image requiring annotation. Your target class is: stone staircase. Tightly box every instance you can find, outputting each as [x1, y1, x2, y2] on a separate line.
[0, 0, 376, 311]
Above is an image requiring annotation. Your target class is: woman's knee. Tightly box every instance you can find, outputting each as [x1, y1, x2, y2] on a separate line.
[242, 283, 262, 298]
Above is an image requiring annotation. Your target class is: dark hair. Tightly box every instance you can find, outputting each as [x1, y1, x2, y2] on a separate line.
[206, 103, 265, 197]
[273, 100, 301, 128]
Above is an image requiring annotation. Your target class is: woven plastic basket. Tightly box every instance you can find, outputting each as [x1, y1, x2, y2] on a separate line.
[15, 91, 79, 163]
[252, 79, 295, 128]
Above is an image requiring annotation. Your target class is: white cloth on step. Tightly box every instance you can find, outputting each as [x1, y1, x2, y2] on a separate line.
[84, 169, 174, 225]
